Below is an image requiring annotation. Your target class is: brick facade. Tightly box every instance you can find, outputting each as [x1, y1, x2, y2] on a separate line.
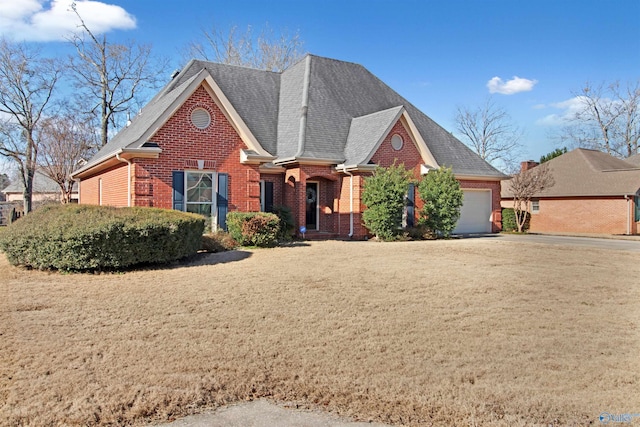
[80, 164, 129, 207]
[79, 86, 261, 218]
[78, 84, 502, 239]
[530, 197, 635, 235]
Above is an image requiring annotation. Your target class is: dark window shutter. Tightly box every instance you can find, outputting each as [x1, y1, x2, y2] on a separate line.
[264, 181, 274, 212]
[217, 173, 228, 230]
[406, 183, 415, 228]
[172, 171, 184, 211]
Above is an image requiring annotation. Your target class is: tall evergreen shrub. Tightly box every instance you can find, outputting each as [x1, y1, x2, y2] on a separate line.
[361, 163, 413, 240]
[418, 167, 463, 238]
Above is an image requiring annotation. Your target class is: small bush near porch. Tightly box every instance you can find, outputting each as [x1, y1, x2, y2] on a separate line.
[226, 212, 280, 247]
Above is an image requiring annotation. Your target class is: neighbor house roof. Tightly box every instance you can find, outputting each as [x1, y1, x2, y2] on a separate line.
[626, 153, 640, 166]
[1, 170, 77, 195]
[502, 148, 640, 198]
[74, 54, 505, 179]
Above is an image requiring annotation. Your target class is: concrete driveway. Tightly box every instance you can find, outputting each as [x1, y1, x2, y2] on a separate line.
[495, 233, 640, 252]
[157, 399, 392, 427]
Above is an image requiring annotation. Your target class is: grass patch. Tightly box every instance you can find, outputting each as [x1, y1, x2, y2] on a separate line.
[1, 239, 638, 426]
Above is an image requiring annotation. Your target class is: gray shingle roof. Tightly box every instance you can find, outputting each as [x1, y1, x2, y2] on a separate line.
[502, 148, 640, 198]
[77, 54, 505, 179]
[344, 106, 404, 166]
[2, 170, 77, 194]
[626, 153, 640, 166]
[89, 70, 203, 164]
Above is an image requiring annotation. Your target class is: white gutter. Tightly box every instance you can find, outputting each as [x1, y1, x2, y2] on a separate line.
[115, 153, 132, 207]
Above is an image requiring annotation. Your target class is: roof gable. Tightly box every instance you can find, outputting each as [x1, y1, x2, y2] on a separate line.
[343, 107, 439, 169]
[580, 148, 640, 171]
[503, 148, 640, 198]
[76, 54, 506, 180]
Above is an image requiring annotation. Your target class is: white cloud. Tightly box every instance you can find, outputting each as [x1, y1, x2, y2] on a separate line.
[487, 76, 538, 95]
[0, 0, 136, 42]
[536, 96, 587, 126]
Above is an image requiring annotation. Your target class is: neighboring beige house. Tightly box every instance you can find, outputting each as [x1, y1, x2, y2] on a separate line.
[502, 148, 640, 235]
[1, 171, 78, 203]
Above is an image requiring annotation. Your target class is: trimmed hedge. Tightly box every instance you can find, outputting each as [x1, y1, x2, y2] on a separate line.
[226, 212, 280, 247]
[0, 204, 205, 271]
[501, 207, 530, 232]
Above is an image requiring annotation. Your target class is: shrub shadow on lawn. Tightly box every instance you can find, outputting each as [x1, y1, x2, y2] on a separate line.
[182, 250, 253, 267]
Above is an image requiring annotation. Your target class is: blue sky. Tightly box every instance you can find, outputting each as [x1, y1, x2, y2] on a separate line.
[1, 0, 639, 164]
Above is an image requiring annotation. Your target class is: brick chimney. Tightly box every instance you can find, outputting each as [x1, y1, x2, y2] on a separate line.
[520, 160, 539, 172]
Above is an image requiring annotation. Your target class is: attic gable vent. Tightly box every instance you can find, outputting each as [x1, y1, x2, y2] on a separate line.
[191, 108, 211, 130]
[391, 134, 403, 151]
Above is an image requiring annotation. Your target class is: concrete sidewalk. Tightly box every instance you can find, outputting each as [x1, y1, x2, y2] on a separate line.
[157, 399, 393, 427]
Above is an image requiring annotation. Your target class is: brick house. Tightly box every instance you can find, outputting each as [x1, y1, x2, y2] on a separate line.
[71, 54, 506, 238]
[2, 170, 78, 204]
[502, 148, 640, 235]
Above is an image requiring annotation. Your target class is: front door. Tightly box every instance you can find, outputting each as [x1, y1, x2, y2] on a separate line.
[305, 182, 318, 230]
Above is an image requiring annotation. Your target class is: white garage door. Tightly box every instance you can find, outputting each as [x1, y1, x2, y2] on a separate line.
[453, 190, 492, 234]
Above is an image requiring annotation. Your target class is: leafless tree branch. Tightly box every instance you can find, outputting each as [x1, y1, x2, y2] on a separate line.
[67, 2, 168, 148]
[455, 97, 524, 172]
[0, 38, 61, 212]
[187, 23, 305, 72]
[509, 163, 554, 232]
[561, 80, 640, 157]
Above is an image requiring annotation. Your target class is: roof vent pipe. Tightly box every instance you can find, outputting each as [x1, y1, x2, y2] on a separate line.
[296, 55, 311, 158]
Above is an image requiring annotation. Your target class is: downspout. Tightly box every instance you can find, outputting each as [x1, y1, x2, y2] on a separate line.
[115, 153, 132, 207]
[295, 55, 312, 158]
[341, 167, 355, 238]
[625, 195, 630, 235]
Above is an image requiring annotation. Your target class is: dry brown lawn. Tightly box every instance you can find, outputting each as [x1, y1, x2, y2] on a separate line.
[1, 238, 639, 426]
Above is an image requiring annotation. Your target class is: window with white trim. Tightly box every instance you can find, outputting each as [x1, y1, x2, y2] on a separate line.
[185, 171, 215, 217]
[531, 199, 540, 213]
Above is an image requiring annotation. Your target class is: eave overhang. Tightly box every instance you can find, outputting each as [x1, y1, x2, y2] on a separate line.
[240, 149, 277, 165]
[71, 147, 162, 179]
[335, 163, 378, 173]
[274, 156, 345, 166]
[454, 173, 508, 181]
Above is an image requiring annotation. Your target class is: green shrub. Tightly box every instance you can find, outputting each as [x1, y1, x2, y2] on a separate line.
[201, 231, 238, 253]
[361, 163, 414, 240]
[418, 167, 463, 238]
[501, 207, 529, 232]
[272, 205, 295, 241]
[0, 204, 204, 271]
[226, 211, 280, 247]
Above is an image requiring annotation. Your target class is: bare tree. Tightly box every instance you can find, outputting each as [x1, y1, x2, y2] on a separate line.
[455, 97, 523, 172]
[188, 23, 305, 72]
[509, 163, 554, 232]
[38, 110, 97, 203]
[559, 80, 640, 157]
[0, 39, 61, 213]
[68, 2, 167, 148]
